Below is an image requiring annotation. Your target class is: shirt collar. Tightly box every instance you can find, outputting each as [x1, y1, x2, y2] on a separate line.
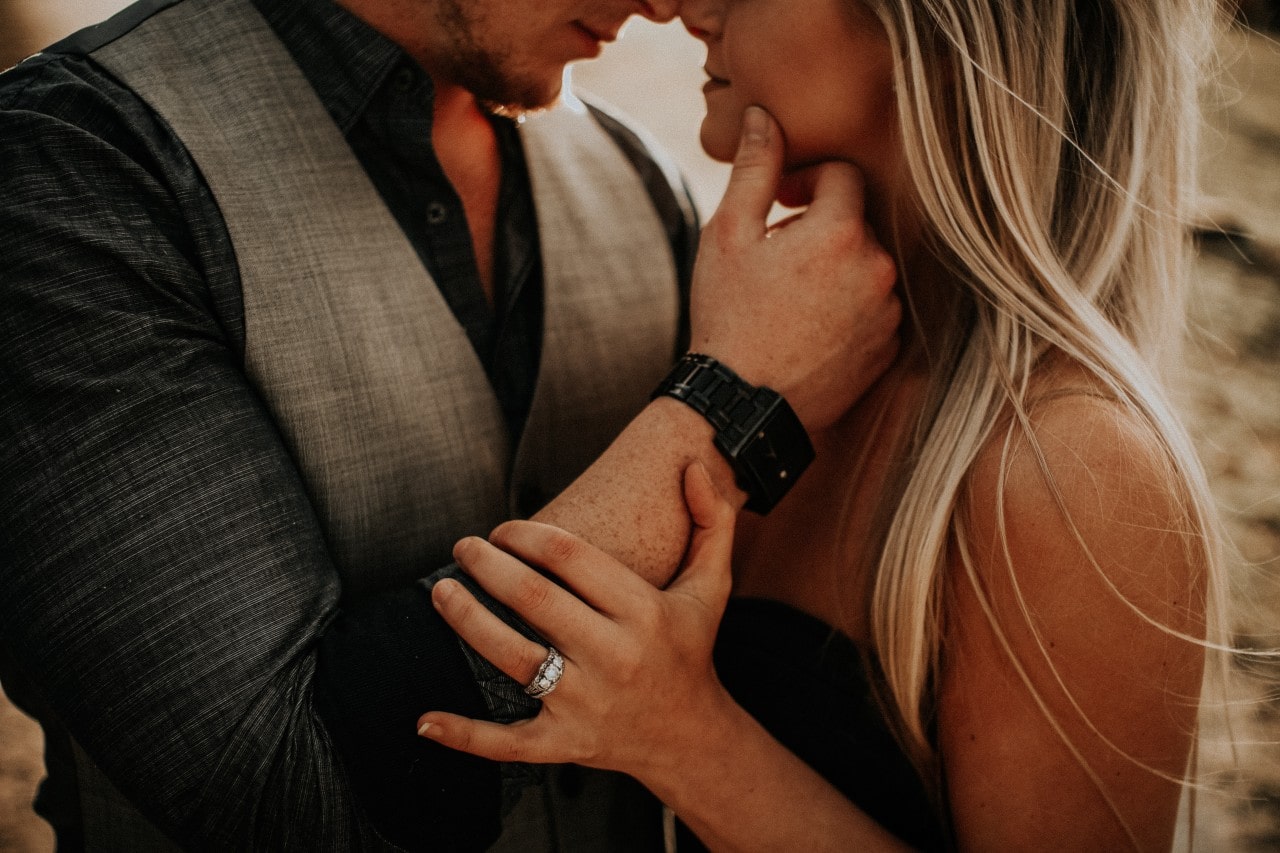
[250, 0, 421, 134]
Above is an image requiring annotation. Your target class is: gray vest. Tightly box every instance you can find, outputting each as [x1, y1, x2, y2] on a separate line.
[66, 0, 680, 848]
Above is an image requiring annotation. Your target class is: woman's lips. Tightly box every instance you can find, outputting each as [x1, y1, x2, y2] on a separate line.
[703, 70, 730, 94]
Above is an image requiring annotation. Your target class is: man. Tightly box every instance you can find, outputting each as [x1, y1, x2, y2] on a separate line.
[0, 0, 900, 849]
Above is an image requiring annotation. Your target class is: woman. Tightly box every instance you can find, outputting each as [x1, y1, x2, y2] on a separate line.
[417, 0, 1227, 848]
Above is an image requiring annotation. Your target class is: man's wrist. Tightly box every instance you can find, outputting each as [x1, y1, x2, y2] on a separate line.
[650, 354, 815, 514]
[645, 396, 749, 510]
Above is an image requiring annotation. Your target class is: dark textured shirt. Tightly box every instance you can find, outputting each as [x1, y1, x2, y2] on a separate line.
[678, 599, 950, 851]
[0, 0, 698, 849]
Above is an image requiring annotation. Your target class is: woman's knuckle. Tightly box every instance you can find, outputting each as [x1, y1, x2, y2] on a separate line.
[826, 219, 861, 251]
[451, 725, 473, 753]
[449, 590, 476, 622]
[615, 648, 644, 682]
[705, 212, 743, 247]
[514, 574, 552, 613]
[497, 739, 524, 763]
[543, 530, 581, 564]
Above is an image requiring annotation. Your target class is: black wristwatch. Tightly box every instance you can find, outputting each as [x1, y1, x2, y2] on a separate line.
[651, 353, 814, 514]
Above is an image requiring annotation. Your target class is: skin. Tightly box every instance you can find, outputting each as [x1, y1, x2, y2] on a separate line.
[417, 1, 1207, 850]
[337, 0, 680, 110]
[688, 0, 902, 209]
[335, 0, 680, 299]
[533, 107, 901, 579]
[330, 0, 904, 582]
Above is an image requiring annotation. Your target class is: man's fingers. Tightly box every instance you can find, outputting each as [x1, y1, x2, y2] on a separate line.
[430, 578, 554, 686]
[803, 159, 868, 223]
[712, 105, 784, 239]
[776, 165, 821, 209]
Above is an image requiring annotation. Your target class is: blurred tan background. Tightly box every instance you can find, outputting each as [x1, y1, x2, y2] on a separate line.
[3, 2, 1280, 850]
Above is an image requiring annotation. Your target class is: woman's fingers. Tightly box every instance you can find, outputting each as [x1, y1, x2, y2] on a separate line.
[417, 712, 566, 765]
[685, 460, 736, 535]
[452, 535, 609, 646]
[487, 520, 652, 617]
[431, 579, 556, 686]
[669, 462, 735, 611]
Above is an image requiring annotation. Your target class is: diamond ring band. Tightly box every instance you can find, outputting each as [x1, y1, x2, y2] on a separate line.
[524, 646, 564, 698]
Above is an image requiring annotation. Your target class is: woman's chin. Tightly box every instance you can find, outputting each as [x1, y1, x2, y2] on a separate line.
[699, 122, 737, 164]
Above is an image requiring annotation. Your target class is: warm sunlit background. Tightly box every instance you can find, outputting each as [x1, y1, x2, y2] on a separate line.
[2, 2, 1280, 851]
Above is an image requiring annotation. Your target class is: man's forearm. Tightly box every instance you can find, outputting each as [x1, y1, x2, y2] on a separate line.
[533, 108, 901, 588]
[533, 396, 747, 587]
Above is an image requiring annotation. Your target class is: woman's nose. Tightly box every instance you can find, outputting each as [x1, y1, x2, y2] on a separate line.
[678, 0, 722, 41]
[638, 0, 680, 23]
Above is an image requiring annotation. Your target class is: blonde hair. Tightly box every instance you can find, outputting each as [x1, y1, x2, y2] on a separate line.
[851, 0, 1229, 810]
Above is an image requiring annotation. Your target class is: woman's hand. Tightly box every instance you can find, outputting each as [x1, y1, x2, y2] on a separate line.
[416, 462, 737, 782]
[419, 463, 914, 852]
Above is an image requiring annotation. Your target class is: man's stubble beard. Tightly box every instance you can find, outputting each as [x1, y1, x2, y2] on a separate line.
[433, 0, 562, 113]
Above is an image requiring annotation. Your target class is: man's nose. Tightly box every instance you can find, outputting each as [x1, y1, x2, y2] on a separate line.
[637, 0, 680, 23]
[677, 0, 720, 40]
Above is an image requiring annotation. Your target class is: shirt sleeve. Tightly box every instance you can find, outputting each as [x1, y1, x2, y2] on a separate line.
[0, 57, 500, 852]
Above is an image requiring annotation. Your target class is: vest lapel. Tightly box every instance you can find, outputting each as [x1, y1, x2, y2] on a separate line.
[95, 0, 511, 591]
[94, 1, 682, 582]
[89, 2, 681, 848]
[512, 98, 679, 514]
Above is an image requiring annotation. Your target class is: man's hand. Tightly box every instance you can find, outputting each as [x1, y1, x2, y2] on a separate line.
[689, 105, 901, 432]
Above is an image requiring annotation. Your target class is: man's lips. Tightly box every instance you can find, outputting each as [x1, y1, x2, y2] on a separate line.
[574, 21, 622, 44]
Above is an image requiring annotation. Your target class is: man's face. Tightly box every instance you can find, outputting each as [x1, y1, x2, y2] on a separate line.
[426, 0, 678, 110]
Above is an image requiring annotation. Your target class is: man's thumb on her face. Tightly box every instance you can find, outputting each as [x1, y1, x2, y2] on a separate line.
[714, 105, 783, 233]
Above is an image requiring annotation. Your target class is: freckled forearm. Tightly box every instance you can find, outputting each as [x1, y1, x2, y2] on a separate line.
[533, 397, 746, 587]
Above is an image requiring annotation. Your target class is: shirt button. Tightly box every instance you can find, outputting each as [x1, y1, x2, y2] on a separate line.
[426, 202, 449, 225]
[392, 67, 414, 93]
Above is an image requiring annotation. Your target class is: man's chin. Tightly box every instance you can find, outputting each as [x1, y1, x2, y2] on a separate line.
[449, 60, 564, 116]
[483, 89, 562, 118]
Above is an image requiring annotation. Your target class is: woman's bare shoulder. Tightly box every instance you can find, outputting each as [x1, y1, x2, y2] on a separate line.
[970, 357, 1188, 523]
[942, 376, 1208, 852]
[962, 370, 1202, 620]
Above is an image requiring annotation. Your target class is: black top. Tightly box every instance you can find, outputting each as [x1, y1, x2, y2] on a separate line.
[0, 0, 697, 849]
[678, 598, 950, 851]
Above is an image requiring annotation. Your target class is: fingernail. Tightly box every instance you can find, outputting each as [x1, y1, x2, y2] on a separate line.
[452, 536, 478, 561]
[432, 580, 456, 606]
[417, 720, 434, 737]
[741, 106, 768, 146]
[697, 461, 721, 497]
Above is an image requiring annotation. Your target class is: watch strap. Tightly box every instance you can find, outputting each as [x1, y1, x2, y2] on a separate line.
[651, 353, 814, 513]
[650, 354, 771, 454]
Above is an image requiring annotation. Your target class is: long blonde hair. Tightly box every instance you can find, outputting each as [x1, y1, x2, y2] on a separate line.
[853, 0, 1228, 792]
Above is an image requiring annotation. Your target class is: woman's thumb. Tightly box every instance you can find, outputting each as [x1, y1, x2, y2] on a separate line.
[672, 462, 736, 605]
